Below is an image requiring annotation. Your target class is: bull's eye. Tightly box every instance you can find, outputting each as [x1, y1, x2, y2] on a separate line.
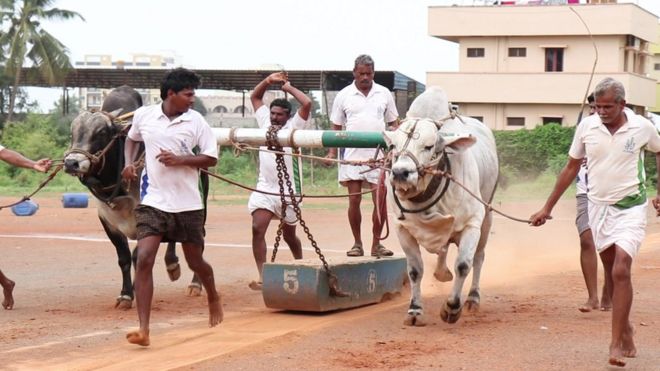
[388, 144, 396, 151]
[424, 145, 434, 151]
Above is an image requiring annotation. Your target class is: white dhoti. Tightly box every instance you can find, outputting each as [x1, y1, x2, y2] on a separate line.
[338, 164, 381, 187]
[248, 192, 299, 225]
[588, 200, 647, 258]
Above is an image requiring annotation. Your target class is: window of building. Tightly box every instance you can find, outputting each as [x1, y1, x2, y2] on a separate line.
[508, 48, 526, 57]
[545, 48, 564, 72]
[467, 48, 485, 58]
[542, 117, 563, 126]
[470, 116, 484, 122]
[654, 63, 660, 71]
[507, 117, 525, 127]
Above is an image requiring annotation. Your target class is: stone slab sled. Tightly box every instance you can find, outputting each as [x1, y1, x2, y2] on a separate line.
[262, 256, 407, 312]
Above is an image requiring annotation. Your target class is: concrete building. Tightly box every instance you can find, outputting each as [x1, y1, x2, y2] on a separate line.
[427, 2, 658, 129]
[649, 25, 660, 113]
[75, 53, 180, 110]
[198, 90, 287, 128]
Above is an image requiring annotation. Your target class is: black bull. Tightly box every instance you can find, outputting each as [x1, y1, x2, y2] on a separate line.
[63, 85, 206, 309]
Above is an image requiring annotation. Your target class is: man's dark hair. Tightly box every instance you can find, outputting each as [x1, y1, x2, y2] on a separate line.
[160, 67, 202, 100]
[270, 98, 292, 116]
[587, 92, 595, 104]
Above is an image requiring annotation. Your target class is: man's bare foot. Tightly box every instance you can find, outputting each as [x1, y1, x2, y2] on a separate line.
[248, 280, 262, 291]
[2, 279, 15, 310]
[609, 344, 626, 367]
[600, 300, 612, 311]
[578, 299, 599, 313]
[208, 296, 223, 327]
[126, 330, 150, 346]
[608, 355, 626, 367]
[622, 323, 637, 358]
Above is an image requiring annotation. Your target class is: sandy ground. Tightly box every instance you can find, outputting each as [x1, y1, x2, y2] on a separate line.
[1, 194, 659, 370]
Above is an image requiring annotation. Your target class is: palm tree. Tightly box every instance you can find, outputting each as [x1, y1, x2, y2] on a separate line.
[0, 0, 83, 122]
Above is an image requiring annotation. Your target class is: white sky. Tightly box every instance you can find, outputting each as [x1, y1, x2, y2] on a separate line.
[27, 0, 660, 112]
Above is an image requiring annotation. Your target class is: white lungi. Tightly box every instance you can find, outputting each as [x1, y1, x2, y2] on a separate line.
[588, 200, 647, 258]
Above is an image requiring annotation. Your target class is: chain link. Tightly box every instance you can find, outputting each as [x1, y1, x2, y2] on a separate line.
[265, 124, 347, 297]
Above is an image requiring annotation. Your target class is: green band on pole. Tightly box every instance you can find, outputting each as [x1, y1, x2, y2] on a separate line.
[320, 131, 386, 148]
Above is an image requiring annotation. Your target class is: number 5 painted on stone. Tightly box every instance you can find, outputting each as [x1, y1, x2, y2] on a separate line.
[283, 269, 299, 294]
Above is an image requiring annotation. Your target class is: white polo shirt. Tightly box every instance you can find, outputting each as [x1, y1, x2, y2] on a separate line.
[254, 105, 306, 193]
[569, 110, 660, 207]
[331, 81, 398, 161]
[128, 104, 218, 212]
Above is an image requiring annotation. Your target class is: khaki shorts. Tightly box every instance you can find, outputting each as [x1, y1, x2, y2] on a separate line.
[135, 205, 205, 246]
[575, 193, 590, 235]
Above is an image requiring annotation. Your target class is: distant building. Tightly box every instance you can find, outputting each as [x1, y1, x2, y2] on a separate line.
[198, 90, 287, 128]
[426, 1, 658, 129]
[75, 53, 180, 110]
[649, 25, 660, 113]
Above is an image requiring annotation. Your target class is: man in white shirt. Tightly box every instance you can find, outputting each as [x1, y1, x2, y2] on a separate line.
[0, 144, 51, 310]
[122, 68, 222, 346]
[324, 55, 399, 257]
[248, 72, 311, 290]
[530, 78, 660, 367]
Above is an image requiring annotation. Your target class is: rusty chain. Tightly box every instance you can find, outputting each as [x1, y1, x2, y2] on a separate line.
[265, 125, 348, 297]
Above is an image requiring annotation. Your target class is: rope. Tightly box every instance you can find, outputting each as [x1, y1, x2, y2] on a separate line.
[424, 167, 531, 224]
[570, 6, 598, 123]
[0, 165, 64, 210]
[201, 168, 374, 199]
[230, 140, 385, 168]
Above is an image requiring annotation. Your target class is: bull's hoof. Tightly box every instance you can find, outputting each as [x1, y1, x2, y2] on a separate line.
[433, 268, 453, 282]
[115, 295, 133, 310]
[465, 298, 480, 313]
[440, 302, 462, 324]
[187, 283, 202, 297]
[166, 263, 181, 282]
[403, 311, 427, 327]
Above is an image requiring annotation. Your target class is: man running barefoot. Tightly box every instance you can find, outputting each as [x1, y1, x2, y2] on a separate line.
[122, 68, 222, 346]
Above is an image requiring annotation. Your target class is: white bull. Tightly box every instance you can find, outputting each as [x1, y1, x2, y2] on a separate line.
[383, 87, 499, 326]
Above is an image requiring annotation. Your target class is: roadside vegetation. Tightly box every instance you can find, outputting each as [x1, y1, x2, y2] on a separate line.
[3, 116, 657, 204]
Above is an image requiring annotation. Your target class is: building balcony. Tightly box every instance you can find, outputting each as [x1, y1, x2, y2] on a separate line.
[429, 3, 657, 43]
[426, 71, 656, 107]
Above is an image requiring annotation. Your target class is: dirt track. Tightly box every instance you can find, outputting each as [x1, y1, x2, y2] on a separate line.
[1, 195, 659, 370]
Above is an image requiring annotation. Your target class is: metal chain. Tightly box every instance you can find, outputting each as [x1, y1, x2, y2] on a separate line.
[266, 125, 287, 262]
[265, 124, 347, 297]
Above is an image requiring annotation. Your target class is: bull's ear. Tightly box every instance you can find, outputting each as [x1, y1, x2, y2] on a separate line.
[435, 132, 446, 154]
[442, 133, 476, 152]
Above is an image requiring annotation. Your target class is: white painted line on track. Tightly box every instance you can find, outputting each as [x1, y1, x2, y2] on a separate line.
[0, 233, 346, 253]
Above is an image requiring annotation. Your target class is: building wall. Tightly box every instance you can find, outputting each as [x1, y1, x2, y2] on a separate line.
[77, 53, 179, 110]
[458, 35, 625, 73]
[427, 3, 658, 129]
[459, 102, 587, 130]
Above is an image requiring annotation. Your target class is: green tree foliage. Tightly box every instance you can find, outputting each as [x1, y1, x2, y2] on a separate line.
[494, 124, 659, 188]
[0, 0, 83, 121]
[494, 124, 575, 177]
